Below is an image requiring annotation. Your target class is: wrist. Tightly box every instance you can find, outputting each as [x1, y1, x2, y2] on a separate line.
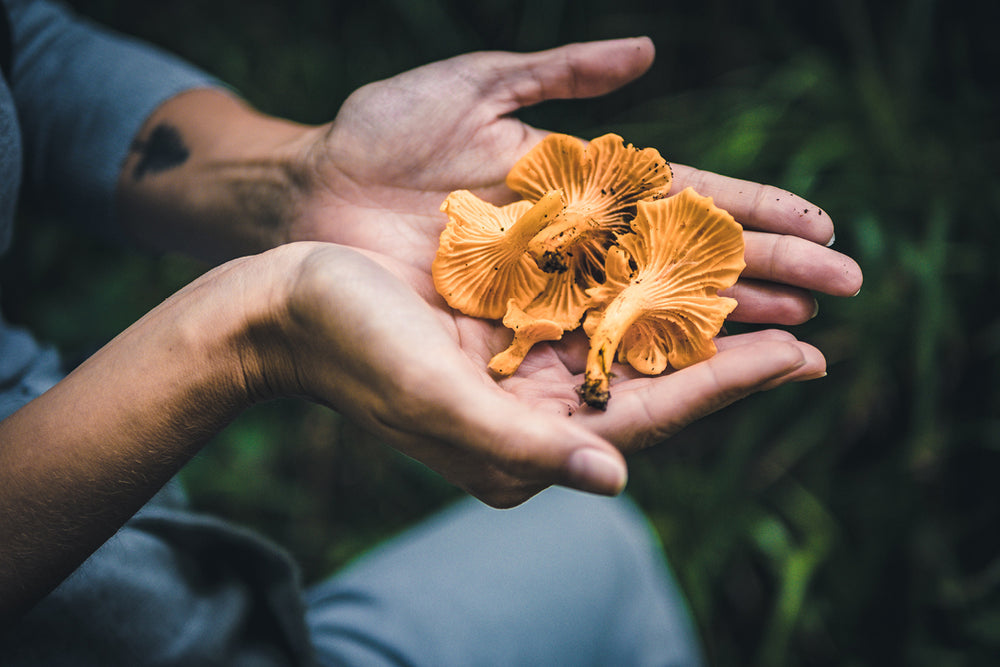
[203, 243, 332, 404]
[120, 257, 271, 421]
[169, 248, 305, 408]
[0, 249, 302, 618]
[117, 88, 328, 261]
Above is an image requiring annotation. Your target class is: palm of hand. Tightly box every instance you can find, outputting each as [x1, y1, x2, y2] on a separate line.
[300, 54, 543, 270]
[292, 57, 606, 417]
[297, 47, 858, 321]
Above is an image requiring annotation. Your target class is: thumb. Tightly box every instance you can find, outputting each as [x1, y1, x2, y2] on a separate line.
[486, 37, 656, 112]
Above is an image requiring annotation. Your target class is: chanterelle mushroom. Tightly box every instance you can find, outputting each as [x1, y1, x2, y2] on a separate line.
[577, 187, 746, 410]
[480, 133, 674, 375]
[486, 300, 565, 375]
[486, 246, 598, 376]
[433, 135, 743, 405]
[433, 189, 564, 319]
[506, 133, 673, 276]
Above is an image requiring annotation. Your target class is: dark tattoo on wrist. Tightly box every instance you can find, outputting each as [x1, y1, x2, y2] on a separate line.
[220, 160, 312, 234]
[130, 124, 189, 180]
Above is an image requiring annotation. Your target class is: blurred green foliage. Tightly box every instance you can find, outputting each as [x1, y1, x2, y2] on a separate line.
[2, 0, 998, 664]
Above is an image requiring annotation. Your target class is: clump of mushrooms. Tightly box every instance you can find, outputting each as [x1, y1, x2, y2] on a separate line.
[489, 133, 674, 374]
[432, 133, 745, 410]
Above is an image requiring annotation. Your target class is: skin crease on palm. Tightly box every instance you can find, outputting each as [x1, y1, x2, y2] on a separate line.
[265, 37, 862, 494]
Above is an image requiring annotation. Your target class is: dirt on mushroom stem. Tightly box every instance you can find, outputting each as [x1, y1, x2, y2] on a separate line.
[578, 293, 646, 410]
[527, 208, 600, 273]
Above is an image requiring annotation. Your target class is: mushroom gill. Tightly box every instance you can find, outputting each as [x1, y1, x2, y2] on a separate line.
[506, 133, 673, 276]
[486, 249, 598, 376]
[432, 189, 564, 319]
[577, 187, 746, 410]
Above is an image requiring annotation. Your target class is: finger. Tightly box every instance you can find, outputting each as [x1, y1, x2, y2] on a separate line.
[594, 330, 818, 380]
[713, 328, 810, 351]
[574, 339, 824, 452]
[671, 163, 835, 245]
[386, 347, 630, 503]
[374, 334, 628, 503]
[741, 231, 864, 297]
[723, 279, 818, 325]
[551, 325, 814, 374]
[488, 37, 656, 113]
[353, 340, 629, 505]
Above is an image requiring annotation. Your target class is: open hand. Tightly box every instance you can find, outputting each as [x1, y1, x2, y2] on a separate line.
[293, 37, 862, 321]
[258, 242, 828, 507]
[265, 39, 862, 504]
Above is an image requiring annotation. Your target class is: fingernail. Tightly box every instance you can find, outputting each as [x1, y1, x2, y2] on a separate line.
[851, 287, 861, 297]
[826, 232, 836, 247]
[811, 299, 820, 319]
[568, 448, 628, 495]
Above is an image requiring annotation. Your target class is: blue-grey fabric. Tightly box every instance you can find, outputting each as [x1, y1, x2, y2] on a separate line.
[1, 482, 315, 666]
[0, 2, 704, 664]
[307, 487, 704, 667]
[4, 486, 704, 666]
[0, 0, 215, 418]
[5, 0, 215, 241]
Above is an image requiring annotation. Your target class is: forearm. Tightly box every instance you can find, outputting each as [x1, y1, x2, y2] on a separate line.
[0, 257, 271, 620]
[116, 88, 326, 262]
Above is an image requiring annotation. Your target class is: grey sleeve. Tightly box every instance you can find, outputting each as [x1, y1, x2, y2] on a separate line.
[5, 0, 221, 235]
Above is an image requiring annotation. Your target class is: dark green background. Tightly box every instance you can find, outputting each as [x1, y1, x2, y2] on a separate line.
[3, 0, 998, 664]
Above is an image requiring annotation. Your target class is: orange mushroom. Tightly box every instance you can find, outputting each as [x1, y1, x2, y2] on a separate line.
[506, 133, 673, 277]
[480, 133, 673, 374]
[433, 134, 743, 396]
[486, 248, 597, 376]
[433, 189, 564, 319]
[577, 187, 746, 410]
[487, 300, 565, 375]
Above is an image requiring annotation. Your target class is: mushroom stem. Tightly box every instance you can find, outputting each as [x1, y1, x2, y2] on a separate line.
[507, 189, 565, 247]
[578, 295, 644, 410]
[526, 209, 594, 273]
[488, 329, 549, 375]
[487, 302, 564, 376]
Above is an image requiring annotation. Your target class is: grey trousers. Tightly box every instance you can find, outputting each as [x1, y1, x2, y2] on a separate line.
[3, 485, 703, 666]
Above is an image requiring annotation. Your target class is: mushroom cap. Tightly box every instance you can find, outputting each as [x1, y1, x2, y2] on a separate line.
[486, 263, 596, 376]
[486, 251, 597, 377]
[433, 189, 561, 319]
[506, 133, 673, 224]
[506, 133, 673, 270]
[585, 187, 745, 377]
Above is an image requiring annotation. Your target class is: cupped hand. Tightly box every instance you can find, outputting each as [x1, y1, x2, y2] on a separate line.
[261, 242, 825, 507]
[264, 39, 862, 504]
[292, 37, 863, 324]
